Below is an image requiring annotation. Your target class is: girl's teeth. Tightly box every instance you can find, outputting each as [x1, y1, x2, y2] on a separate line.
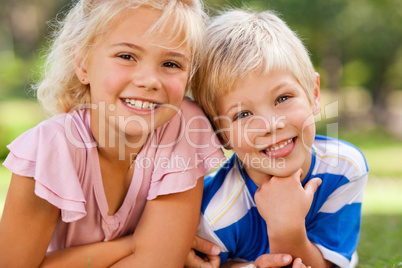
[135, 100, 142, 108]
[123, 99, 158, 110]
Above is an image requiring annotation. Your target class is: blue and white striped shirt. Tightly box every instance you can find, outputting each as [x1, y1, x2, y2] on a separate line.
[197, 135, 368, 268]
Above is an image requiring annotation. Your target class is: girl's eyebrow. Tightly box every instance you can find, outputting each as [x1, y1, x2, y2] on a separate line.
[162, 51, 190, 64]
[112, 42, 189, 63]
[112, 42, 144, 51]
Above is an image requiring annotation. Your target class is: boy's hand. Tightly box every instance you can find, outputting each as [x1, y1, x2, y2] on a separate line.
[254, 169, 322, 235]
[185, 236, 221, 268]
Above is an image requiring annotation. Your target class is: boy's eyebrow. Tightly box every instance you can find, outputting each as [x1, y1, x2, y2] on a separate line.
[112, 42, 190, 63]
[270, 82, 292, 92]
[223, 82, 293, 115]
[224, 101, 244, 116]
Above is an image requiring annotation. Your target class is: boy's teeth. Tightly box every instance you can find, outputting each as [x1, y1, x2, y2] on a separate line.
[123, 98, 158, 110]
[265, 138, 293, 152]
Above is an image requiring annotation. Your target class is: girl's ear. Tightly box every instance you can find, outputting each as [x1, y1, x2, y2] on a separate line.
[73, 56, 89, 85]
[312, 72, 321, 115]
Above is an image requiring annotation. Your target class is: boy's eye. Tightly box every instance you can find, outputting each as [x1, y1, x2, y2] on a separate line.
[234, 111, 252, 120]
[276, 95, 290, 105]
[118, 54, 135, 61]
[163, 61, 181, 69]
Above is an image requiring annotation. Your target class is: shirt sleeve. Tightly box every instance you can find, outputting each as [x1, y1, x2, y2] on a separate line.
[3, 115, 87, 222]
[147, 98, 226, 200]
[306, 171, 368, 268]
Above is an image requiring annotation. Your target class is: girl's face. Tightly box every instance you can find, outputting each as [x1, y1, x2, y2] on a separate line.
[77, 6, 191, 147]
[217, 69, 321, 187]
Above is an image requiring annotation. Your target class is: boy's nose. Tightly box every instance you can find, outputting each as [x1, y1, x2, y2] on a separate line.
[253, 114, 286, 135]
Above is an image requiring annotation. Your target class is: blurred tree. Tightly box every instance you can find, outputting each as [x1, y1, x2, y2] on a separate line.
[0, 0, 70, 98]
[338, 0, 402, 124]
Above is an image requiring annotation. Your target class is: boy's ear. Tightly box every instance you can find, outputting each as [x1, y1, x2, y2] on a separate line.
[73, 55, 89, 85]
[312, 72, 321, 115]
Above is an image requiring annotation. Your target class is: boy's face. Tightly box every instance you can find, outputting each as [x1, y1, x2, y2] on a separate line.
[216, 69, 321, 187]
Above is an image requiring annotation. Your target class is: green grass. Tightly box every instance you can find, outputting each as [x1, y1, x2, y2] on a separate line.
[360, 146, 402, 177]
[362, 177, 402, 215]
[358, 215, 402, 268]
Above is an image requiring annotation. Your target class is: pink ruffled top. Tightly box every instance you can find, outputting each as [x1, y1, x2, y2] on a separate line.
[3, 97, 225, 251]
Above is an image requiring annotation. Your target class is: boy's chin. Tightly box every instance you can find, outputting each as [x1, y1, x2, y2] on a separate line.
[267, 166, 302, 179]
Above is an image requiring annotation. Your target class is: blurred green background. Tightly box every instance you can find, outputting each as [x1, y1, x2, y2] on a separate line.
[0, 0, 401, 266]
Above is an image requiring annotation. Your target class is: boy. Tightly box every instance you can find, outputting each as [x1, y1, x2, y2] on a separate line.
[189, 9, 368, 268]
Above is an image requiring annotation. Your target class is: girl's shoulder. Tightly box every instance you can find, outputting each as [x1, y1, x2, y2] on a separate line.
[169, 97, 209, 124]
[10, 109, 94, 153]
[179, 97, 205, 116]
[3, 110, 91, 222]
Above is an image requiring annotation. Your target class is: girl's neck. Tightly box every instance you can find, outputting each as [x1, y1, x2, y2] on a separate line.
[90, 110, 149, 167]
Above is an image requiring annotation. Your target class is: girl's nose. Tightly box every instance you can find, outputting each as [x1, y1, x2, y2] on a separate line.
[132, 65, 162, 91]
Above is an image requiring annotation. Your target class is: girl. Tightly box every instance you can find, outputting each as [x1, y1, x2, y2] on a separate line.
[0, 0, 224, 267]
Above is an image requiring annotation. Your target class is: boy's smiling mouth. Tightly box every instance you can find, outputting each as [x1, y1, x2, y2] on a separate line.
[262, 137, 295, 158]
[121, 98, 160, 110]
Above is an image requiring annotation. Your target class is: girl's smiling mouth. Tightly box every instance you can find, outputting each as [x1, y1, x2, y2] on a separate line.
[121, 98, 160, 110]
[261, 137, 296, 158]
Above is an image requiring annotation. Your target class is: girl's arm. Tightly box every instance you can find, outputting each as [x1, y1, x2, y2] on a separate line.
[41, 235, 133, 268]
[38, 177, 203, 267]
[112, 177, 204, 267]
[0, 173, 60, 268]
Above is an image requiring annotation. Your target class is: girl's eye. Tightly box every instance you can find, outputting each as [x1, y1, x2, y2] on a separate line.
[276, 95, 290, 105]
[234, 111, 252, 121]
[118, 54, 135, 61]
[163, 61, 181, 69]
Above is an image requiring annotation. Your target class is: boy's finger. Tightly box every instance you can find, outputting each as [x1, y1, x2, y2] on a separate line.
[304, 177, 322, 197]
[185, 250, 221, 268]
[192, 236, 221, 255]
[292, 258, 307, 268]
[206, 254, 221, 268]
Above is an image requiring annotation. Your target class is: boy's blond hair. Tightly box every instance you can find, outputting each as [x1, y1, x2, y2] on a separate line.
[35, 0, 207, 115]
[192, 9, 317, 131]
